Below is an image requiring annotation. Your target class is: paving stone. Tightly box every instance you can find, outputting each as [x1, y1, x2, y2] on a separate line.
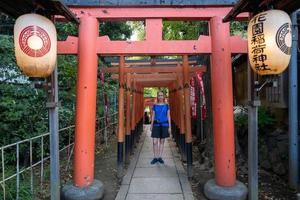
[133, 167, 177, 177]
[175, 161, 185, 171]
[126, 194, 184, 200]
[178, 173, 189, 183]
[115, 185, 129, 200]
[139, 151, 173, 158]
[128, 177, 182, 193]
[115, 127, 195, 200]
[181, 181, 193, 194]
[140, 148, 172, 154]
[142, 146, 171, 150]
[136, 158, 175, 168]
[183, 193, 195, 200]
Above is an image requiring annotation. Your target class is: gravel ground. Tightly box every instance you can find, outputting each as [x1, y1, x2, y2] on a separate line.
[189, 141, 297, 200]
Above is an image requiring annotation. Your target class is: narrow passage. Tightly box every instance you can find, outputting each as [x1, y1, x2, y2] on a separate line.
[116, 125, 194, 200]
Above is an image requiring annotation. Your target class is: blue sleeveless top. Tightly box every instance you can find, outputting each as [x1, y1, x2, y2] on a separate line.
[152, 104, 169, 127]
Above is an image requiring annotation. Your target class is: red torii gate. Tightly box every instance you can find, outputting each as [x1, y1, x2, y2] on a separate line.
[58, 6, 248, 200]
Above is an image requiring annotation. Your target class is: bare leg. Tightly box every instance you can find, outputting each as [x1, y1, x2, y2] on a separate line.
[153, 138, 159, 158]
[159, 139, 165, 158]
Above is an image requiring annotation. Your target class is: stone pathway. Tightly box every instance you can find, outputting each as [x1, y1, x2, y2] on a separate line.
[115, 126, 194, 200]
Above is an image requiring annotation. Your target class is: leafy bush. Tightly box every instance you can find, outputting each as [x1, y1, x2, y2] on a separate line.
[258, 106, 276, 133]
[234, 106, 276, 134]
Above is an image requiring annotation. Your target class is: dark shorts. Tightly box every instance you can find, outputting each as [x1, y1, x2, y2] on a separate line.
[151, 126, 169, 138]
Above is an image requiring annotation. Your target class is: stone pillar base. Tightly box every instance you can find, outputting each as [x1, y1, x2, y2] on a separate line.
[61, 179, 104, 200]
[204, 179, 247, 200]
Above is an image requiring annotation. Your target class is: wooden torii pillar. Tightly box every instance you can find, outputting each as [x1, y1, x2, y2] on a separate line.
[128, 79, 144, 154]
[178, 74, 186, 161]
[204, 17, 248, 200]
[182, 55, 193, 177]
[169, 82, 176, 138]
[117, 56, 125, 177]
[131, 79, 136, 151]
[125, 73, 132, 164]
[61, 16, 104, 200]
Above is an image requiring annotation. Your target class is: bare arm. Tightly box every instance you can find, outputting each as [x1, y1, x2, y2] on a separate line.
[151, 110, 155, 130]
[167, 110, 171, 126]
[167, 109, 171, 133]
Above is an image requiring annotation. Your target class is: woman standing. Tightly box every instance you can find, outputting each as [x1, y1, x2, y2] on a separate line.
[150, 91, 171, 164]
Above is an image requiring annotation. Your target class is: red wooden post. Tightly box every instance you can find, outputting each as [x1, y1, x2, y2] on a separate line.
[183, 55, 193, 177]
[139, 85, 143, 126]
[169, 83, 175, 138]
[125, 73, 131, 163]
[73, 16, 98, 187]
[117, 55, 125, 177]
[204, 16, 247, 200]
[174, 81, 179, 144]
[174, 81, 181, 147]
[210, 17, 236, 187]
[178, 74, 186, 161]
[62, 16, 104, 200]
[135, 85, 138, 129]
[131, 80, 136, 145]
[173, 82, 178, 131]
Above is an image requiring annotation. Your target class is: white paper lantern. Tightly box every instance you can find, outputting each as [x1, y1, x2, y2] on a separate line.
[248, 10, 292, 75]
[14, 14, 57, 77]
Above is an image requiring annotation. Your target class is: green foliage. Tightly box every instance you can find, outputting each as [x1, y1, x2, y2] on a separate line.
[258, 106, 276, 133]
[0, 166, 52, 200]
[144, 87, 169, 98]
[144, 87, 158, 97]
[0, 35, 25, 83]
[100, 21, 133, 40]
[0, 13, 14, 35]
[230, 21, 248, 38]
[234, 108, 248, 131]
[0, 13, 130, 199]
[56, 22, 78, 40]
[128, 21, 145, 40]
[0, 84, 48, 145]
[0, 18, 129, 146]
[0, 22, 119, 148]
[0, 35, 48, 145]
[234, 106, 276, 134]
[0, 176, 32, 200]
[56, 20, 133, 41]
[57, 55, 77, 124]
[163, 21, 208, 40]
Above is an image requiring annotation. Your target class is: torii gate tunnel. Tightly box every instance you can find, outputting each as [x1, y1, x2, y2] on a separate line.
[57, 4, 248, 200]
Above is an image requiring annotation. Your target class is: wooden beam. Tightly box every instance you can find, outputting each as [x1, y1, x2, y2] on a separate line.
[135, 77, 176, 81]
[138, 81, 173, 87]
[133, 73, 177, 79]
[57, 35, 246, 55]
[111, 73, 177, 80]
[111, 73, 199, 82]
[62, 7, 248, 21]
[104, 65, 206, 74]
[110, 61, 197, 66]
[58, 35, 212, 55]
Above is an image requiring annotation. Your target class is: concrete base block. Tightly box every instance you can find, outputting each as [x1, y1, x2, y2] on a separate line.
[204, 179, 247, 200]
[61, 179, 104, 200]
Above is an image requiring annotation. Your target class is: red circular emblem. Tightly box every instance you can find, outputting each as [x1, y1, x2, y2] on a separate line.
[19, 26, 51, 57]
